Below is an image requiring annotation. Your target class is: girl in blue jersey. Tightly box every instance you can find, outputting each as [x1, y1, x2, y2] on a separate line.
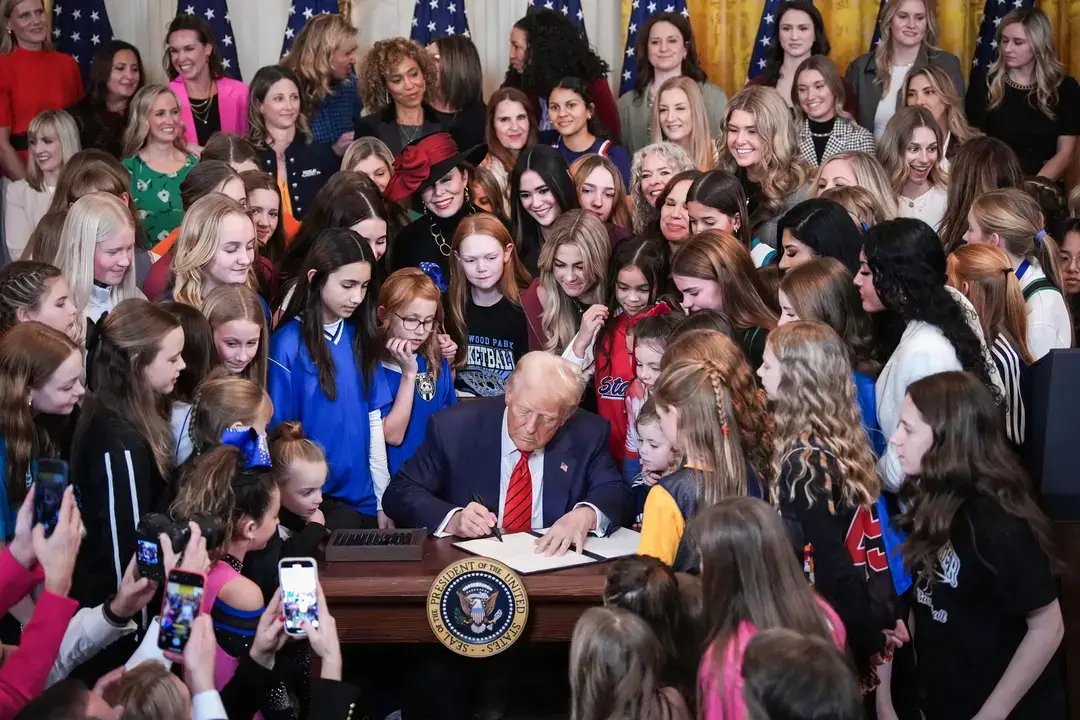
[376, 268, 457, 489]
[268, 227, 390, 529]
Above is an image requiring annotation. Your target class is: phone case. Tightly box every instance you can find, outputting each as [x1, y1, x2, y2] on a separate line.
[278, 557, 318, 636]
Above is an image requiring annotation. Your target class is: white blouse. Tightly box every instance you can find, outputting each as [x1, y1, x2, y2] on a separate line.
[897, 185, 948, 233]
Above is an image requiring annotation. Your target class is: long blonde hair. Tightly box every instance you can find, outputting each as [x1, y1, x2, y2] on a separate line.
[26, 110, 80, 192]
[54, 192, 140, 320]
[877, 106, 947, 192]
[447, 214, 531, 368]
[378, 268, 445, 380]
[716, 87, 809, 220]
[122, 85, 188, 158]
[946, 244, 1034, 364]
[652, 356, 750, 506]
[201, 284, 269, 387]
[768, 322, 879, 511]
[538, 210, 609, 354]
[281, 13, 358, 110]
[988, 8, 1064, 119]
[0, 0, 52, 54]
[813, 151, 899, 219]
[570, 154, 633, 230]
[173, 194, 255, 307]
[902, 65, 979, 147]
[652, 76, 713, 172]
[341, 136, 394, 174]
[874, 0, 940, 94]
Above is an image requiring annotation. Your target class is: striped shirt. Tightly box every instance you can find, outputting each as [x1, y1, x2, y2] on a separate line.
[991, 334, 1027, 445]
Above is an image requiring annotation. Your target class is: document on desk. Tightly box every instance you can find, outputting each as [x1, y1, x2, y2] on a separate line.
[453, 528, 642, 575]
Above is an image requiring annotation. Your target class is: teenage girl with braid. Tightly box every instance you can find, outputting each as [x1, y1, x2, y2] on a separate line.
[637, 351, 768, 573]
[757, 321, 901, 714]
[0, 261, 79, 340]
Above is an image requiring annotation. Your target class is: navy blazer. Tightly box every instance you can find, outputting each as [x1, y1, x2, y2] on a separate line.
[383, 396, 631, 532]
[257, 138, 339, 221]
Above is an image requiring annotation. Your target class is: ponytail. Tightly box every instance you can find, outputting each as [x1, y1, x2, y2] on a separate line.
[1033, 228, 1067, 294]
[268, 421, 325, 487]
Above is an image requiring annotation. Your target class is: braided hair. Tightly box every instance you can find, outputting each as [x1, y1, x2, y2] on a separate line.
[0, 262, 65, 335]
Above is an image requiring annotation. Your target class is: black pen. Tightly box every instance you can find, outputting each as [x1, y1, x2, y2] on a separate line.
[470, 493, 503, 542]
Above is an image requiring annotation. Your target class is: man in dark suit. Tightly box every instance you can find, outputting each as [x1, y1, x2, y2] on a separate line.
[384, 352, 630, 554]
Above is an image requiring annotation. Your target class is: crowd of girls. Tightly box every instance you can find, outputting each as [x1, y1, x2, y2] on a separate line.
[0, 0, 1075, 718]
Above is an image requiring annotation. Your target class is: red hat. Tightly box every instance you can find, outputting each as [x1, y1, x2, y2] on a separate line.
[383, 132, 486, 204]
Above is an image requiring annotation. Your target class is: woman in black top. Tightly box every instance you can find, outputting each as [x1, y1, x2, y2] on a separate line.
[427, 35, 487, 150]
[355, 37, 444, 156]
[966, 7, 1080, 180]
[892, 371, 1065, 720]
[384, 132, 486, 285]
[248, 65, 338, 222]
[66, 41, 145, 160]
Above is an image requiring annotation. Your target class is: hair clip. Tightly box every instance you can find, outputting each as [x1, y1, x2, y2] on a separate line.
[221, 427, 272, 471]
[860, 221, 871, 232]
[1035, 229, 1048, 245]
[630, 301, 673, 327]
[721, 422, 729, 437]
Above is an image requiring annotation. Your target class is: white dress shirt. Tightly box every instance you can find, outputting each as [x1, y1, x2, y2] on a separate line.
[435, 408, 610, 535]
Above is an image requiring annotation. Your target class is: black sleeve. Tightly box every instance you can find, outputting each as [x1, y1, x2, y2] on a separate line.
[1056, 76, 1080, 138]
[219, 655, 293, 720]
[966, 75, 990, 131]
[781, 456, 886, 664]
[307, 677, 364, 719]
[969, 499, 1058, 616]
[282, 522, 329, 559]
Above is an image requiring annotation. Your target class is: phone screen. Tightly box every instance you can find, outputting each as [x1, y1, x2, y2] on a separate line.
[137, 539, 160, 567]
[158, 576, 204, 651]
[34, 465, 68, 537]
[280, 561, 319, 634]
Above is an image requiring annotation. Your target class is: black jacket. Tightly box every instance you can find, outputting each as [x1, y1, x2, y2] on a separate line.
[353, 103, 445, 157]
[257, 138, 340, 222]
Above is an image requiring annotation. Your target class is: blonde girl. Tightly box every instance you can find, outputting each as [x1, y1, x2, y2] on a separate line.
[121, 85, 197, 247]
[569, 606, 691, 720]
[171, 194, 266, 326]
[570, 154, 633, 230]
[819, 185, 890, 229]
[341, 136, 395, 193]
[629, 141, 695, 235]
[844, 0, 964, 137]
[4, 109, 80, 260]
[813, 150, 899, 219]
[652, 77, 713, 171]
[203, 283, 269, 386]
[270, 421, 328, 526]
[715, 86, 811, 249]
[184, 373, 272, 464]
[901, 65, 979, 167]
[968, 7, 1078, 179]
[963, 188, 1071, 358]
[638, 350, 767, 572]
[446, 213, 531, 397]
[281, 12, 359, 154]
[521, 209, 610, 354]
[947, 244, 1034, 445]
[756, 320, 896, 703]
[375, 268, 457, 478]
[54, 191, 143, 328]
[878, 106, 947, 231]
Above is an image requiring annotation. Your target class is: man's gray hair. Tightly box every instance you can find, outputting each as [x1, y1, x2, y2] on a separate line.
[507, 352, 585, 409]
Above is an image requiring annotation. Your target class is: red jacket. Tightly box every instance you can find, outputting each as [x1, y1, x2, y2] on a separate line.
[0, 549, 79, 720]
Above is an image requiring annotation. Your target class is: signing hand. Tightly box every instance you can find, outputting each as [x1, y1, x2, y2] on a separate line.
[33, 486, 84, 597]
[436, 333, 457, 361]
[446, 502, 497, 538]
[535, 506, 596, 557]
[385, 337, 419, 374]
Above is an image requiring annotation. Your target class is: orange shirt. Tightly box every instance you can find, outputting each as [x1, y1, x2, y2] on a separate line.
[150, 213, 300, 256]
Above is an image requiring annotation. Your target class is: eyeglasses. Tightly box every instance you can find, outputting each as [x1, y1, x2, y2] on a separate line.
[1063, 254, 1080, 269]
[395, 313, 437, 332]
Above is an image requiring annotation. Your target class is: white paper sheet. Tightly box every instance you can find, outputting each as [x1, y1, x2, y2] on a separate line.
[531, 526, 642, 559]
[453, 532, 595, 574]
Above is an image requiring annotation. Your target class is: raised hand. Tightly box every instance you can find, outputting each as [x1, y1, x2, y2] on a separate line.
[32, 486, 84, 597]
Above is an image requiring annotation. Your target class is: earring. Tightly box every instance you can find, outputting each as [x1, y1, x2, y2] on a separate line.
[26, 393, 32, 408]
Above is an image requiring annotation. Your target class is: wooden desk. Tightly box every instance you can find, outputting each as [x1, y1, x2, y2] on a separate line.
[321, 537, 610, 644]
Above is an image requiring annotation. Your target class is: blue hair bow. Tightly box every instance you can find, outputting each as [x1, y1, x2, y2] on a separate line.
[221, 427, 272, 470]
[419, 262, 448, 292]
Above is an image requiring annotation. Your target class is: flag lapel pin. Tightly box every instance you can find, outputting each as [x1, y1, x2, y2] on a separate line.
[560, 462, 568, 473]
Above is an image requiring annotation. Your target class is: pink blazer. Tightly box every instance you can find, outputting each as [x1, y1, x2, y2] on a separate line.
[168, 76, 249, 145]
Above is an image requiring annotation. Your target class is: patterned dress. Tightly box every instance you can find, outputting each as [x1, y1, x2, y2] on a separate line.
[122, 153, 196, 248]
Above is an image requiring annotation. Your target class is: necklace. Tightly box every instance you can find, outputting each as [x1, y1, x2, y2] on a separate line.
[221, 552, 243, 573]
[902, 188, 932, 211]
[398, 123, 422, 147]
[430, 219, 451, 257]
[1005, 75, 1036, 91]
[188, 84, 217, 126]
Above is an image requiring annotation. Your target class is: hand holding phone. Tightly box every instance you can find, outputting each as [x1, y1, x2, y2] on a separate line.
[34, 459, 70, 538]
[278, 558, 319, 636]
[158, 569, 206, 652]
[32, 485, 83, 597]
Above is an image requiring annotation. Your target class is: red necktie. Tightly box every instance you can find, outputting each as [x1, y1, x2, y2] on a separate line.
[503, 450, 532, 532]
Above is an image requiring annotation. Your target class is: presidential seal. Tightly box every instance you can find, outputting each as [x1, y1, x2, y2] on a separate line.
[427, 557, 529, 657]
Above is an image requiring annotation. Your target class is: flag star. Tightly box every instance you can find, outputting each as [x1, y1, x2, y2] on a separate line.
[991, 39, 997, 49]
[623, 70, 632, 81]
[185, 5, 195, 14]
[303, 7, 314, 19]
[665, 4, 674, 11]
[681, 7, 690, 17]
[71, 31, 80, 41]
[286, 27, 295, 38]
[975, 36, 982, 45]
[764, 13, 774, 24]
[560, 6, 568, 13]
[73, 54, 79, 62]
[1013, 0, 1022, 6]
[222, 35, 233, 46]
[632, 0, 639, 8]
[647, 1, 657, 11]
[447, 24, 456, 33]
[578, 9, 584, 20]
[288, 5, 295, 14]
[993, 16, 1002, 25]
[204, 8, 215, 19]
[52, 27, 60, 38]
[629, 23, 637, 33]
[72, 8, 81, 19]
[53, 3, 61, 15]
[626, 46, 634, 57]
[448, 2, 456, 11]
[973, 57, 980, 67]
[412, 17, 417, 26]
[463, 28, 470, 37]
[429, 0, 439, 8]
[759, 36, 770, 47]
[91, 10, 99, 21]
[222, 58, 231, 68]
[427, 21, 436, 32]
[543, 0, 552, 6]
[758, 59, 767, 68]
[91, 34, 101, 44]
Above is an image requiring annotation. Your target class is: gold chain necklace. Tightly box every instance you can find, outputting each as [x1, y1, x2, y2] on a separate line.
[188, 83, 217, 125]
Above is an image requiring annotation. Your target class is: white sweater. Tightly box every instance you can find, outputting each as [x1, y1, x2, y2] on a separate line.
[4, 180, 53, 260]
[1018, 261, 1072, 360]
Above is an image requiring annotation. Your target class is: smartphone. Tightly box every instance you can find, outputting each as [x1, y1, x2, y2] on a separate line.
[34, 460, 69, 538]
[157, 569, 206, 652]
[278, 557, 319, 636]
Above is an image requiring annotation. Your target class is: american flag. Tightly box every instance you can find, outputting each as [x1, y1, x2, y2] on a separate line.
[620, 0, 689, 96]
[52, 0, 113, 80]
[176, 1, 242, 80]
[746, 0, 782, 80]
[410, 0, 470, 47]
[869, 0, 887, 51]
[529, 0, 584, 28]
[969, 0, 1033, 93]
[281, 0, 340, 57]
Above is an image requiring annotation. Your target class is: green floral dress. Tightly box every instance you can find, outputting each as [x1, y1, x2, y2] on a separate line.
[122, 153, 196, 249]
